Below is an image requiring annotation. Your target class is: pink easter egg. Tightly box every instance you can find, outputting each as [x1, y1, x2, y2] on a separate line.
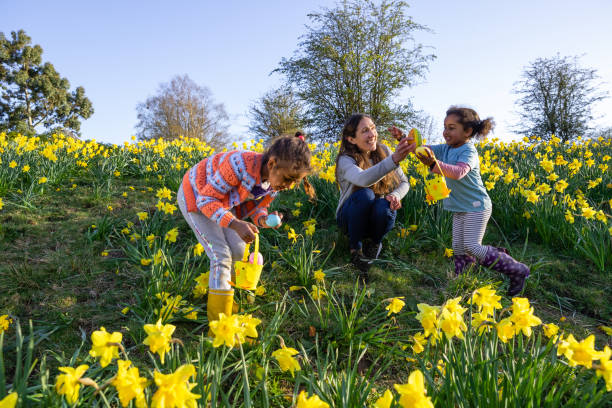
[248, 252, 264, 265]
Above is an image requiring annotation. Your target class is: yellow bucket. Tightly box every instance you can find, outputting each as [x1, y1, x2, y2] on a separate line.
[424, 154, 451, 204]
[234, 234, 263, 290]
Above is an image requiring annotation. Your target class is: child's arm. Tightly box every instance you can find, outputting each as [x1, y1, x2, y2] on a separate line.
[432, 162, 470, 180]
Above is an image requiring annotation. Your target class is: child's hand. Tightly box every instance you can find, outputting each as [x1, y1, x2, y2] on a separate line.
[415, 146, 435, 167]
[262, 211, 283, 229]
[387, 125, 405, 142]
[385, 194, 402, 210]
[229, 219, 259, 243]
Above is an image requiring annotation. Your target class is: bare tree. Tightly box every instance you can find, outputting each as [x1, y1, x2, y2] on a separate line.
[135, 75, 230, 149]
[513, 55, 608, 142]
[248, 86, 305, 144]
[276, 0, 434, 142]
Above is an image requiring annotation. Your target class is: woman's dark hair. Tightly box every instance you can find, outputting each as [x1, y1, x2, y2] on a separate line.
[335, 113, 399, 196]
[445, 106, 495, 138]
[262, 135, 316, 198]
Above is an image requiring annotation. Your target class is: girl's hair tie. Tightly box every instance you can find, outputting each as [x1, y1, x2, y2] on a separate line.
[295, 131, 305, 141]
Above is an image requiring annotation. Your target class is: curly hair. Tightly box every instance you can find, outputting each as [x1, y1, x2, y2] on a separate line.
[446, 106, 495, 139]
[262, 135, 316, 199]
[335, 114, 399, 196]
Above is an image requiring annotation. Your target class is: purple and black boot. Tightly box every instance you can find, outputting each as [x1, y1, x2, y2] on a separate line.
[453, 254, 477, 276]
[480, 246, 530, 296]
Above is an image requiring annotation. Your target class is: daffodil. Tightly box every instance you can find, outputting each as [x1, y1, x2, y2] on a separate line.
[210, 313, 244, 348]
[111, 360, 148, 408]
[566, 334, 600, 368]
[143, 319, 176, 363]
[595, 346, 612, 391]
[88, 327, 122, 367]
[444, 248, 453, 257]
[272, 346, 301, 376]
[470, 285, 502, 316]
[412, 332, 427, 354]
[296, 390, 329, 408]
[287, 228, 298, 244]
[151, 364, 200, 408]
[386, 297, 406, 316]
[394, 369, 434, 408]
[311, 285, 326, 300]
[542, 323, 559, 339]
[313, 269, 325, 282]
[0, 315, 12, 333]
[193, 243, 204, 256]
[55, 365, 89, 404]
[496, 317, 515, 343]
[509, 298, 541, 337]
[439, 309, 467, 340]
[193, 271, 210, 298]
[237, 314, 261, 339]
[136, 211, 148, 220]
[165, 227, 179, 242]
[441, 296, 466, 315]
[415, 303, 440, 338]
[0, 392, 18, 408]
[373, 389, 394, 408]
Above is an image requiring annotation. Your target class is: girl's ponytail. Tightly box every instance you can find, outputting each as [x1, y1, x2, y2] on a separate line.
[446, 106, 495, 139]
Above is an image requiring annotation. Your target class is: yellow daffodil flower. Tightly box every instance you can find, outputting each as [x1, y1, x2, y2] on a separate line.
[296, 390, 329, 408]
[193, 271, 210, 298]
[151, 364, 200, 408]
[0, 392, 18, 408]
[143, 319, 176, 363]
[88, 327, 122, 367]
[386, 297, 406, 316]
[595, 346, 612, 391]
[272, 346, 301, 376]
[393, 370, 434, 408]
[210, 313, 244, 348]
[111, 360, 148, 408]
[373, 389, 393, 408]
[165, 227, 179, 242]
[55, 365, 89, 404]
[0, 315, 13, 333]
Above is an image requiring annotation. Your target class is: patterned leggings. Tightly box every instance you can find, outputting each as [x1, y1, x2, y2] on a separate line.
[452, 208, 492, 260]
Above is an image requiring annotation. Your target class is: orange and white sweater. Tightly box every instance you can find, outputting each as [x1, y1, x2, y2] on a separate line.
[181, 151, 277, 228]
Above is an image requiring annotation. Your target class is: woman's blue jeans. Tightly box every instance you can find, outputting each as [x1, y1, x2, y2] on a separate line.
[337, 188, 397, 251]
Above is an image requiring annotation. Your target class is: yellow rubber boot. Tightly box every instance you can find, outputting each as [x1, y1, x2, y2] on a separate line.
[207, 289, 234, 337]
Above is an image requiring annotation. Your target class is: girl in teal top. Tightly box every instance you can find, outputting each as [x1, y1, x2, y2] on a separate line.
[415, 106, 529, 296]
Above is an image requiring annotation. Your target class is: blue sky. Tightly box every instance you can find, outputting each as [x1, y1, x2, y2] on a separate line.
[2, 0, 612, 145]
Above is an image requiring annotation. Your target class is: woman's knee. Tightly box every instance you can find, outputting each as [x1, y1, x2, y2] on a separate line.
[350, 187, 375, 203]
[372, 199, 395, 221]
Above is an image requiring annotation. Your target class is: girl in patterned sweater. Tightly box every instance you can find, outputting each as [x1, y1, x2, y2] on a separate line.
[411, 106, 529, 296]
[177, 135, 313, 329]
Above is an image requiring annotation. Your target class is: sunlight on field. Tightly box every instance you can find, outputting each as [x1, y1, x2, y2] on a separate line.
[0, 131, 610, 406]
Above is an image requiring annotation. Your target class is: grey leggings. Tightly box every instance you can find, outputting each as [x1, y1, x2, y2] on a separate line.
[177, 184, 246, 291]
[452, 208, 492, 260]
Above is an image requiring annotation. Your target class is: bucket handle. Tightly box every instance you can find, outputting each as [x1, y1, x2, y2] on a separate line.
[241, 233, 259, 263]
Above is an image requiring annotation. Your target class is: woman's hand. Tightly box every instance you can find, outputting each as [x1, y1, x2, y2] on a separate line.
[391, 138, 414, 164]
[416, 146, 435, 167]
[385, 194, 402, 210]
[229, 219, 259, 243]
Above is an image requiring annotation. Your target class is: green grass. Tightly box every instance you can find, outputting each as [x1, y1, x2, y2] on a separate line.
[1, 176, 609, 370]
[0, 166, 610, 406]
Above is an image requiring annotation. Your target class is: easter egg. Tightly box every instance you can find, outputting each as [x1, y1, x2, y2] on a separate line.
[266, 213, 281, 227]
[248, 252, 264, 265]
[415, 146, 431, 158]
